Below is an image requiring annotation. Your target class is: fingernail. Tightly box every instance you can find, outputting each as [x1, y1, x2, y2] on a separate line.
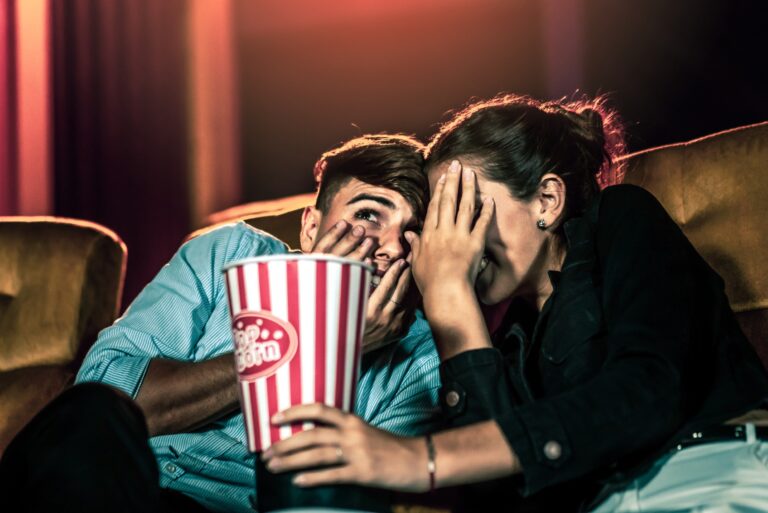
[484, 196, 494, 205]
[438, 174, 446, 184]
[361, 237, 372, 246]
[267, 459, 280, 471]
[463, 168, 474, 181]
[261, 448, 273, 460]
[272, 412, 284, 424]
[404, 232, 413, 243]
[336, 220, 346, 229]
[352, 225, 364, 236]
[294, 474, 307, 485]
[449, 160, 460, 173]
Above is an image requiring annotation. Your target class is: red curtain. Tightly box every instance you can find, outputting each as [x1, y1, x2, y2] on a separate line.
[52, 0, 191, 305]
[0, 0, 18, 216]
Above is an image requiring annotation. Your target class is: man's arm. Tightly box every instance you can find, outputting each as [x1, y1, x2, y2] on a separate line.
[136, 355, 239, 436]
[77, 224, 286, 435]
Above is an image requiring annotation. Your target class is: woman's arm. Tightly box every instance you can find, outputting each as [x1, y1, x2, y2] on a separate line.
[405, 161, 496, 360]
[262, 404, 520, 491]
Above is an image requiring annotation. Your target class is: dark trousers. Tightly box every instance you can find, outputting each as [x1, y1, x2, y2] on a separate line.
[0, 383, 212, 513]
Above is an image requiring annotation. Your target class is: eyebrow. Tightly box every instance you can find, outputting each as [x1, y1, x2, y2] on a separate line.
[346, 193, 396, 210]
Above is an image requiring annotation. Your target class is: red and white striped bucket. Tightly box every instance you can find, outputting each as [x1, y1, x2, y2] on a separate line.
[223, 254, 372, 452]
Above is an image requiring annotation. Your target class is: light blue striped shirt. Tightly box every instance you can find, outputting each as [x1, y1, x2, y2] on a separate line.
[76, 222, 441, 513]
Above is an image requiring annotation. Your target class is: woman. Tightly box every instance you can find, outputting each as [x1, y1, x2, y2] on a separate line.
[262, 94, 768, 512]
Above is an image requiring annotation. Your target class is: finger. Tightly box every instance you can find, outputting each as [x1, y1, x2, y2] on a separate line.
[328, 224, 367, 257]
[471, 195, 495, 244]
[456, 166, 477, 231]
[268, 446, 347, 474]
[404, 232, 420, 260]
[311, 220, 348, 253]
[294, 467, 356, 488]
[383, 266, 411, 315]
[437, 160, 462, 229]
[423, 173, 445, 230]
[263, 427, 339, 459]
[272, 403, 348, 428]
[368, 259, 405, 311]
[346, 236, 374, 261]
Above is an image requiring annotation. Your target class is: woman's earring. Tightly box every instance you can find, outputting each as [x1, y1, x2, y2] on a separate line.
[536, 219, 547, 230]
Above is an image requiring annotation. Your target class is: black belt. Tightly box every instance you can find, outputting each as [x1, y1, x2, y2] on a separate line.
[674, 424, 768, 451]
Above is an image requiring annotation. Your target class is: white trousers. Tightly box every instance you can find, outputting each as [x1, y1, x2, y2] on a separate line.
[589, 424, 768, 513]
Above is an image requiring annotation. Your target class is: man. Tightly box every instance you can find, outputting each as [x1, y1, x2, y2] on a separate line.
[0, 135, 440, 513]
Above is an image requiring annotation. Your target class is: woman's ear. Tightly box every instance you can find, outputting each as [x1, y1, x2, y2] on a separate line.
[537, 173, 566, 229]
[299, 206, 323, 252]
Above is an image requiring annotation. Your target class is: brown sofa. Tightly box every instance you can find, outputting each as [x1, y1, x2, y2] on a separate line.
[621, 121, 768, 368]
[0, 217, 127, 456]
[202, 121, 768, 370]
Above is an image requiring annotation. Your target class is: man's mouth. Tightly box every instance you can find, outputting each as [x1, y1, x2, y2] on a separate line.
[369, 266, 387, 291]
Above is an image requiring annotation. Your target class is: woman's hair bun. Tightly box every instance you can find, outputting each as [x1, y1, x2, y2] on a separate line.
[578, 108, 605, 144]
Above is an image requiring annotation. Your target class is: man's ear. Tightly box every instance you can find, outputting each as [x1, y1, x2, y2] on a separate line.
[536, 173, 567, 229]
[299, 205, 323, 252]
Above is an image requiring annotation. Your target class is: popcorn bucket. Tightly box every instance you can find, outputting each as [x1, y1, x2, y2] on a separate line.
[223, 254, 372, 452]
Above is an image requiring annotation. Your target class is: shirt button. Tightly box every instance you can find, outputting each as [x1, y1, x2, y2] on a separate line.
[445, 390, 460, 407]
[165, 463, 178, 473]
[543, 441, 562, 460]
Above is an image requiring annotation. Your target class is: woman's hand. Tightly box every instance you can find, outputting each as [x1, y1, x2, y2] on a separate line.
[406, 160, 494, 305]
[262, 404, 428, 492]
[404, 160, 495, 358]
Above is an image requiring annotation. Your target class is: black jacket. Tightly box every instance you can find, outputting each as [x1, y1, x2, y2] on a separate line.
[439, 185, 768, 510]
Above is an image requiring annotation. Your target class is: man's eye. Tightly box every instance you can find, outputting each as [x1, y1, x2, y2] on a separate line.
[354, 209, 379, 224]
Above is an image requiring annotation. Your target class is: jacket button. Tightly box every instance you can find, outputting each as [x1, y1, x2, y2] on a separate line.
[445, 390, 460, 407]
[543, 441, 562, 460]
[165, 463, 178, 473]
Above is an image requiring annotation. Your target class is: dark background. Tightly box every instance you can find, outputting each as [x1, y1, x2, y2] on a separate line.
[50, 0, 768, 306]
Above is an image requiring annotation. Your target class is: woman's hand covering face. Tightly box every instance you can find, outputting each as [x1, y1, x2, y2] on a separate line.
[405, 160, 495, 318]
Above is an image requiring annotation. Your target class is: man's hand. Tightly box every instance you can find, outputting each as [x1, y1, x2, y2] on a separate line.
[362, 258, 413, 353]
[310, 220, 416, 352]
[310, 220, 375, 260]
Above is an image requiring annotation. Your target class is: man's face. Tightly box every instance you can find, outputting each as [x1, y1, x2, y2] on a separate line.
[300, 178, 417, 281]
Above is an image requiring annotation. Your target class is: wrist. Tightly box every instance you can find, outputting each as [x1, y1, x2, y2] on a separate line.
[405, 435, 434, 493]
[425, 433, 437, 492]
[422, 281, 476, 323]
[422, 286, 491, 360]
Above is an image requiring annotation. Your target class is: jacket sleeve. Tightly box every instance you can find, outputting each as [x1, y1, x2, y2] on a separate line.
[440, 185, 702, 495]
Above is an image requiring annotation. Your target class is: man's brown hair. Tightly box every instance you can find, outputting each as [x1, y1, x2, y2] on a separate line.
[314, 134, 428, 224]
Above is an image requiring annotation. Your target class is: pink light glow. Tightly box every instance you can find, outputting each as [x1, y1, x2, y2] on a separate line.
[16, 0, 52, 215]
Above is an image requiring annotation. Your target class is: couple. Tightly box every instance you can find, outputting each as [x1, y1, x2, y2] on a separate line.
[4, 94, 768, 513]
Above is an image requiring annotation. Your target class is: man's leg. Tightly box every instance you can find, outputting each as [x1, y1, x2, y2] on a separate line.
[0, 383, 163, 513]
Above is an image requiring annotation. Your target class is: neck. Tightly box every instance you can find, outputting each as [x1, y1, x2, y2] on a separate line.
[532, 235, 567, 311]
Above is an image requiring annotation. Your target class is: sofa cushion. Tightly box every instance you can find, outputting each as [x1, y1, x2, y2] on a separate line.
[0, 218, 126, 372]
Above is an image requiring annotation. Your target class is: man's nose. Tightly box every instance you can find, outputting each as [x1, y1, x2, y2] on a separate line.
[373, 228, 406, 262]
